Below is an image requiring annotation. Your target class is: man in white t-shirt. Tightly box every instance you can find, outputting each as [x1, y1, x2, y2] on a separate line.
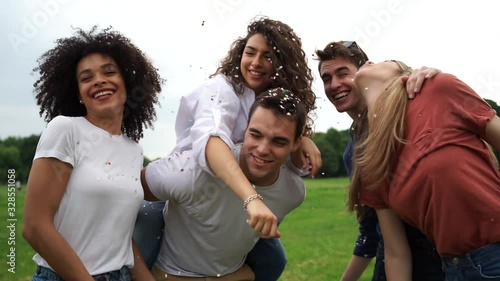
[142, 88, 308, 280]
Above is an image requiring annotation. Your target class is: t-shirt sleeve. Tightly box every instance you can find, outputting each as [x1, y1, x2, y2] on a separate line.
[190, 76, 241, 173]
[145, 151, 195, 201]
[360, 185, 388, 209]
[435, 74, 496, 137]
[34, 116, 75, 166]
[279, 165, 306, 219]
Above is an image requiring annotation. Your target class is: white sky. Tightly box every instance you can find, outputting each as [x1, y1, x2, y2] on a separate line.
[1, 0, 499, 159]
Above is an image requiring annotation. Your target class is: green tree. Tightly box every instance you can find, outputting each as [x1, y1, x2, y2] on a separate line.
[485, 98, 500, 112]
[0, 145, 22, 183]
[144, 156, 152, 167]
[312, 128, 350, 177]
[0, 146, 21, 168]
[1, 135, 40, 182]
[312, 132, 335, 177]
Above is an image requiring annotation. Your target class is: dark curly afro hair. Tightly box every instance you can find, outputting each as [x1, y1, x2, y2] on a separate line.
[33, 26, 164, 142]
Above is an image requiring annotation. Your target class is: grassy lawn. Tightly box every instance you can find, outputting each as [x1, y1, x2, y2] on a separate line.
[0, 178, 374, 280]
[279, 178, 374, 281]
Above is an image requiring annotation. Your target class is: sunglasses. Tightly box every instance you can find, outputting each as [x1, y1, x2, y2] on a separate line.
[342, 41, 362, 52]
[341, 41, 369, 64]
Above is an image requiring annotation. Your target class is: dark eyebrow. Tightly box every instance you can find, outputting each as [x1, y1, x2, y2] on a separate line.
[244, 45, 271, 55]
[320, 65, 350, 81]
[320, 72, 331, 81]
[78, 63, 117, 78]
[249, 128, 291, 144]
[101, 63, 118, 70]
[78, 69, 91, 79]
[248, 127, 262, 135]
[335, 66, 350, 73]
[272, 136, 291, 144]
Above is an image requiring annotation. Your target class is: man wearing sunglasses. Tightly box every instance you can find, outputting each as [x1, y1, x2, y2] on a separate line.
[315, 41, 445, 281]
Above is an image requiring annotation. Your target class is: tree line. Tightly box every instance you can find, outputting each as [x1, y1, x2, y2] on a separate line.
[1, 99, 499, 183]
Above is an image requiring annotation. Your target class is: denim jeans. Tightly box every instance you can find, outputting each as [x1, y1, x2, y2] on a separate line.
[32, 265, 130, 281]
[371, 254, 386, 281]
[373, 228, 444, 281]
[133, 200, 166, 269]
[411, 238, 445, 281]
[133, 201, 287, 281]
[245, 238, 287, 281]
[442, 243, 500, 280]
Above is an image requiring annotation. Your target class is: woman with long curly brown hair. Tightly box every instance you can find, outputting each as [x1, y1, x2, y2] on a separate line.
[137, 16, 320, 281]
[349, 60, 500, 280]
[23, 26, 163, 281]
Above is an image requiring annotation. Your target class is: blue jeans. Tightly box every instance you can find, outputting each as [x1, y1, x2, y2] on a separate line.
[32, 265, 130, 281]
[133, 201, 287, 280]
[372, 254, 386, 281]
[133, 200, 166, 269]
[442, 243, 500, 280]
[245, 237, 287, 281]
[410, 238, 444, 281]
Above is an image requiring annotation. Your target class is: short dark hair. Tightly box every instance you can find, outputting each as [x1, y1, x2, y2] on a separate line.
[249, 87, 306, 141]
[33, 26, 164, 142]
[315, 41, 369, 72]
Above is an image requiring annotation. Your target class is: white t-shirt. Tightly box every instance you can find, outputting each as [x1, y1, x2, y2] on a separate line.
[33, 116, 144, 275]
[173, 74, 255, 172]
[145, 146, 306, 277]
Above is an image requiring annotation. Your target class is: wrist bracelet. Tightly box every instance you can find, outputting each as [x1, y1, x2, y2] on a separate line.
[243, 194, 264, 210]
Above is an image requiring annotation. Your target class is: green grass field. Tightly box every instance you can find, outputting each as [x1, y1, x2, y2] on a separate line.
[0, 178, 374, 281]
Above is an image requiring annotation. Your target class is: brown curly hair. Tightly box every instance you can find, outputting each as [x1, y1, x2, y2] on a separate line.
[33, 26, 164, 142]
[211, 16, 316, 136]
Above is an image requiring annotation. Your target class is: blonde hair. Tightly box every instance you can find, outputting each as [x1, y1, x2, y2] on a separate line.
[348, 61, 412, 218]
[485, 141, 500, 169]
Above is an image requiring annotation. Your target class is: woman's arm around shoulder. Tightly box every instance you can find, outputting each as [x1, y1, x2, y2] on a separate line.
[290, 136, 322, 178]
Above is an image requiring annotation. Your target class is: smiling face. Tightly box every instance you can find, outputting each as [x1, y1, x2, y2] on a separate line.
[240, 106, 301, 186]
[240, 33, 274, 95]
[76, 53, 127, 120]
[319, 57, 365, 118]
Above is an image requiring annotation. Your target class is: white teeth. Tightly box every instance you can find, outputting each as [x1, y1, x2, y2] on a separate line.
[249, 70, 263, 76]
[334, 91, 349, 100]
[254, 156, 269, 164]
[94, 90, 113, 98]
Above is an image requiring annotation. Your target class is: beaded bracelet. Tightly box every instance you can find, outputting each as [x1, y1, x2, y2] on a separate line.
[243, 194, 264, 210]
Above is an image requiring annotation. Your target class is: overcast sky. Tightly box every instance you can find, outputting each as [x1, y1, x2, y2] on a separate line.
[1, 0, 499, 159]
